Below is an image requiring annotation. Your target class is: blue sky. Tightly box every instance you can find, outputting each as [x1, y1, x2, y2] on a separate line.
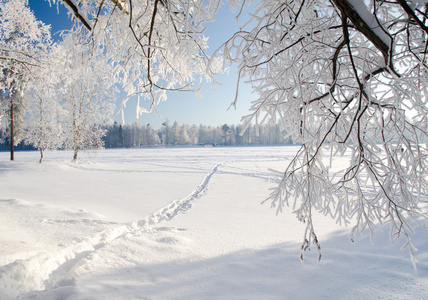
[28, 0, 255, 129]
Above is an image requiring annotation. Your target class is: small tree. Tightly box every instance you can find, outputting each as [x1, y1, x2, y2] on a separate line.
[171, 120, 180, 145]
[222, 124, 231, 145]
[0, 0, 51, 160]
[161, 120, 171, 146]
[2, 78, 25, 160]
[24, 73, 64, 163]
[144, 123, 160, 146]
[179, 124, 192, 145]
[56, 35, 115, 162]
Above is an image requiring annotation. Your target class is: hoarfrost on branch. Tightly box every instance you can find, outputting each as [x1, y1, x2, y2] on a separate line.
[217, 0, 428, 268]
[50, 0, 241, 118]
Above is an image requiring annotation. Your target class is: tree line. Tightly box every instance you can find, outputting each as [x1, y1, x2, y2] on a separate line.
[0, 119, 292, 152]
[104, 120, 292, 148]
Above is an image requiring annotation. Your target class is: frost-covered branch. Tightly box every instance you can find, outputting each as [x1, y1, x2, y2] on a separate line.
[219, 0, 428, 268]
[333, 0, 393, 68]
[49, 0, 237, 120]
[61, 0, 92, 30]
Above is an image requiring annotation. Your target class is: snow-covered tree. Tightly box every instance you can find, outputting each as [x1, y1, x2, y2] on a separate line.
[24, 65, 64, 163]
[222, 124, 231, 145]
[171, 120, 180, 145]
[179, 124, 191, 145]
[145, 123, 161, 146]
[1, 80, 25, 158]
[103, 121, 120, 148]
[188, 124, 198, 144]
[0, 0, 51, 160]
[218, 0, 428, 267]
[56, 35, 116, 161]
[161, 119, 171, 145]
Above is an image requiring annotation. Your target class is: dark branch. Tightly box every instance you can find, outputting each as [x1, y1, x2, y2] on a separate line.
[332, 0, 391, 65]
[397, 0, 428, 34]
[61, 0, 92, 31]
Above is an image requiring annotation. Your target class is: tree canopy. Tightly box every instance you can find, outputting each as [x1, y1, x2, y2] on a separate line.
[218, 0, 428, 267]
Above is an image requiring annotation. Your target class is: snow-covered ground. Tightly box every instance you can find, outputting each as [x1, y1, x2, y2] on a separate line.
[0, 146, 427, 299]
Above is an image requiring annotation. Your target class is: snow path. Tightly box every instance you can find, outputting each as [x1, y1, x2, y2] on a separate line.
[140, 163, 222, 225]
[0, 162, 222, 298]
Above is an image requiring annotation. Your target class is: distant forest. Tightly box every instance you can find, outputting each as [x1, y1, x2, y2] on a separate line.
[0, 120, 292, 151]
[103, 120, 292, 148]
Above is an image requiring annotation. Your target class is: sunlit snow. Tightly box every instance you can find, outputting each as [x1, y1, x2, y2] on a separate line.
[0, 146, 427, 299]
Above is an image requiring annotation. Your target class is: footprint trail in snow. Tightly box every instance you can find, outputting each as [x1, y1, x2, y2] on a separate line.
[0, 163, 222, 299]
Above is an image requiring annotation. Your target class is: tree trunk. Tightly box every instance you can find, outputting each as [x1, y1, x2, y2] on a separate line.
[39, 147, 44, 163]
[73, 147, 78, 162]
[10, 99, 14, 161]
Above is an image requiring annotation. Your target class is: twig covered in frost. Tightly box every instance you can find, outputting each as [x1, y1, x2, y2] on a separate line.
[218, 0, 428, 269]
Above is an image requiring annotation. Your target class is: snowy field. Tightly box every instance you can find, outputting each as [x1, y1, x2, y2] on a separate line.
[0, 146, 427, 299]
